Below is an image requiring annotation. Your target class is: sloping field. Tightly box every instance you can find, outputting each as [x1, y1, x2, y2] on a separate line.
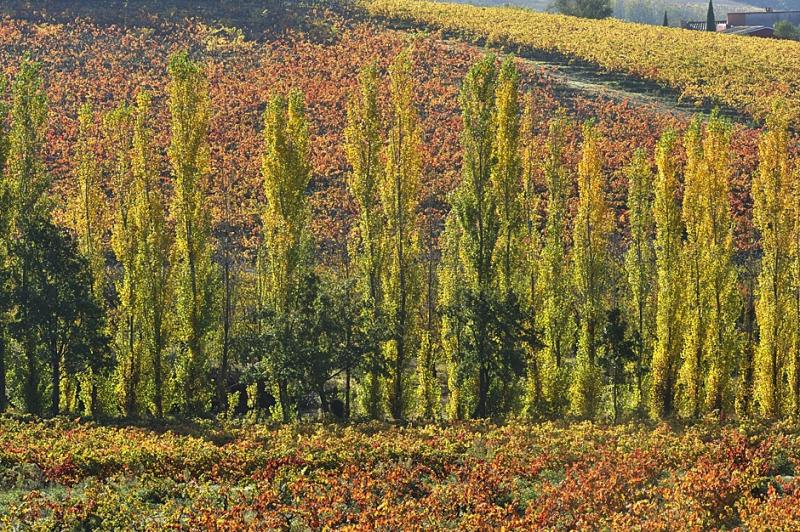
[365, 0, 800, 121]
[0, 2, 763, 251]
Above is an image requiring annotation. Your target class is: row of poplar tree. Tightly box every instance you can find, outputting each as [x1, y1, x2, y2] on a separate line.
[1, 49, 799, 423]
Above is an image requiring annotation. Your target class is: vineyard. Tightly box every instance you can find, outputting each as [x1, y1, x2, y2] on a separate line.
[4, 0, 800, 528]
[365, 0, 800, 121]
[2, 417, 800, 528]
[0, 1, 764, 247]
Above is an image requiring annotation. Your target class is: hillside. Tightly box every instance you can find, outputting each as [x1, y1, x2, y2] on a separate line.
[437, 0, 764, 25]
[366, 0, 800, 121]
[0, 0, 762, 253]
[5, 1, 800, 528]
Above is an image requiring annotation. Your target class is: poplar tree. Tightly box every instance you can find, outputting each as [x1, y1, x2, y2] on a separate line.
[649, 131, 683, 419]
[259, 89, 313, 423]
[490, 57, 526, 415]
[67, 103, 106, 416]
[535, 115, 572, 417]
[0, 75, 10, 413]
[569, 122, 611, 419]
[679, 114, 740, 418]
[520, 92, 544, 418]
[439, 214, 468, 419]
[381, 49, 422, 421]
[8, 60, 50, 415]
[445, 54, 499, 418]
[168, 52, 218, 415]
[491, 57, 522, 297]
[789, 143, 800, 417]
[107, 103, 139, 417]
[752, 107, 792, 418]
[416, 220, 440, 419]
[131, 91, 171, 419]
[624, 149, 656, 414]
[70, 104, 105, 300]
[344, 63, 385, 419]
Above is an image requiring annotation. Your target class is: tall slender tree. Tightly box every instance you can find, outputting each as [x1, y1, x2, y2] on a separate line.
[569, 122, 611, 419]
[520, 92, 544, 419]
[131, 92, 171, 419]
[107, 103, 140, 417]
[624, 149, 656, 414]
[67, 102, 106, 416]
[259, 89, 313, 423]
[0, 75, 11, 413]
[679, 114, 740, 418]
[752, 107, 793, 418]
[7, 60, 50, 415]
[706, 0, 716, 31]
[439, 213, 468, 419]
[789, 139, 800, 417]
[416, 219, 440, 419]
[445, 54, 499, 418]
[344, 63, 385, 419]
[168, 52, 218, 415]
[381, 49, 422, 421]
[535, 115, 572, 417]
[492, 57, 522, 297]
[649, 131, 683, 419]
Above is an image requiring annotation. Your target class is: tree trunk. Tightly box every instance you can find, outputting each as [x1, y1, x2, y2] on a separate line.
[345, 367, 351, 420]
[154, 346, 163, 419]
[50, 336, 60, 417]
[318, 385, 329, 415]
[0, 332, 6, 413]
[90, 378, 99, 419]
[217, 254, 231, 416]
[278, 379, 290, 423]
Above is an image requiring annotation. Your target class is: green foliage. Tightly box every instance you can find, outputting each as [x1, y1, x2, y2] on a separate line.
[7, 60, 50, 415]
[553, 0, 613, 19]
[569, 122, 611, 419]
[345, 63, 386, 420]
[774, 20, 800, 41]
[380, 49, 422, 421]
[706, 0, 715, 31]
[649, 130, 683, 420]
[258, 89, 314, 423]
[167, 52, 218, 416]
[624, 149, 656, 414]
[535, 115, 573, 418]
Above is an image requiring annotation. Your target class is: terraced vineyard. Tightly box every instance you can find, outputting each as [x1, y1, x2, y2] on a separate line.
[365, 0, 800, 121]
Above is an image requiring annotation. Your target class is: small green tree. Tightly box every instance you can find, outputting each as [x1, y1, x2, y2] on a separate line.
[706, 0, 716, 31]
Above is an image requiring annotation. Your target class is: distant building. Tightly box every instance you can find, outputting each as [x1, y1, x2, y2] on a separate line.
[681, 20, 726, 31]
[720, 25, 775, 37]
[726, 9, 800, 28]
[681, 8, 795, 37]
